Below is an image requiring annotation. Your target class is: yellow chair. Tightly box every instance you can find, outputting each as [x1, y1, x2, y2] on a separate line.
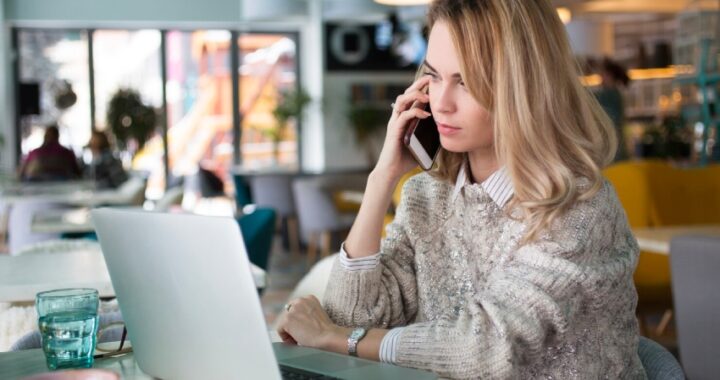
[605, 160, 720, 336]
[604, 161, 673, 337]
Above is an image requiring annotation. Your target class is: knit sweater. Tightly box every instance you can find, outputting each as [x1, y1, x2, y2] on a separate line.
[323, 171, 647, 379]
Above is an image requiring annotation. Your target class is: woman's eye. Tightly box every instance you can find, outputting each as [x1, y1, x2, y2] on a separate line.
[423, 72, 439, 81]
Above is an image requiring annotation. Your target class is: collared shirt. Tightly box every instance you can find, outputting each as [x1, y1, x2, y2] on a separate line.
[337, 164, 514, 363]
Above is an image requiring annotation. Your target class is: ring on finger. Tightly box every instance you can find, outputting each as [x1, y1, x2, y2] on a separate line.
[284, 303, 292, 312]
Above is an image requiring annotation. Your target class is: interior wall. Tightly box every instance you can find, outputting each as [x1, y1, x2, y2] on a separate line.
[323, 72, 414, 171]
[4, 0, 242, 25]
[0, 0, 15, 171]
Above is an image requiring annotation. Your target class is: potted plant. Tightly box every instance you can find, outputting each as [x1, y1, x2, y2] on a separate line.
[106, 89, 157, 153]
[266, 87, 311, 164]
[347, 104, 389, 166]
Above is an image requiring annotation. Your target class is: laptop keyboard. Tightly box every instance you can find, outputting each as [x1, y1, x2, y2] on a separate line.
[280, 365, 341, 380]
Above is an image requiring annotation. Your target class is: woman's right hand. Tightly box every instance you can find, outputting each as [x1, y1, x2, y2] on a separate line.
[373, 76, 432, 182]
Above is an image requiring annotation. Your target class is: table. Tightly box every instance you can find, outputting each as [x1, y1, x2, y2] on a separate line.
[0, 348, 151, 380]
[632, 225, 720, 255]
[0, 249, 266, 303]
[31, 207, 93, 234]
[0, 339, 438, 380]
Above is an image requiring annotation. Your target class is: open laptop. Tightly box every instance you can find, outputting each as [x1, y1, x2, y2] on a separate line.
[92, 208, 436, 380]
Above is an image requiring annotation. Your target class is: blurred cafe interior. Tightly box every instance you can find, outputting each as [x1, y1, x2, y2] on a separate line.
[0, 0, 719, 378]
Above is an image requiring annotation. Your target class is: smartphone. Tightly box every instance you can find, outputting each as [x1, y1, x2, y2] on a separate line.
[404, 102, 441, 170]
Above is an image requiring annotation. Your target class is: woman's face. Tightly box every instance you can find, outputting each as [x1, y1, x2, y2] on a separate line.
[424, 21, 494, 153]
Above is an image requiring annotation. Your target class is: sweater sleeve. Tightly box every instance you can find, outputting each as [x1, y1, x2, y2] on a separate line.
[389, 190, 640, 379]
[323, 182, 421, 330]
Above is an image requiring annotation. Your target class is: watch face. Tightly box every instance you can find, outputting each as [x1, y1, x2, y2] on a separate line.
[351, 328, 366, 340]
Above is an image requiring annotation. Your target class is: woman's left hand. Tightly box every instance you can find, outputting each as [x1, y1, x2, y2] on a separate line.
[276, 295, 347, 351]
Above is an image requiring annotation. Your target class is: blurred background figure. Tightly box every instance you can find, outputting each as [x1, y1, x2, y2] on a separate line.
[18, 125, 82, 182]
[85, 130, 128, 189]
[594, 58, 631, 162]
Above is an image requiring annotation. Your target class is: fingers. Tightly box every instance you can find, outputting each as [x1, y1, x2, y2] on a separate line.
[396, 107, 431, 125]
[393, 90, 430, 116]
[405, 75, 431, 94]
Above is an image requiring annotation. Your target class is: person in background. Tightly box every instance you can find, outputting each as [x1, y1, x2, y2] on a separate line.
[276, 0, 645, 378]
[595, 58, 631, 161]
[18, 125, 81, 182]
[85, 130, 128, 189]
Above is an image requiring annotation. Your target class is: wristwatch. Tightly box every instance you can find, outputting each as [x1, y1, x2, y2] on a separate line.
[347, 327, 368, 357]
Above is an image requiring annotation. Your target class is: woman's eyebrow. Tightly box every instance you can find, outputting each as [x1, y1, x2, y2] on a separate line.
[422, 60, 462, 79]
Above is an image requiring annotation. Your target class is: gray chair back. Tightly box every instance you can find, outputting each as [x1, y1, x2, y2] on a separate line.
[292, 178, 342, 241]
[8, 201, 66, 256]
[638, 336, 685, 379]
[670, 235, 720, 380]
[249, 176, 295, 217]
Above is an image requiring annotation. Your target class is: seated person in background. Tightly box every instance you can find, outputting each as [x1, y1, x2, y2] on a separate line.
[276, 0, 645, 379]
[594, 58, 630, 162]
[18, 125, 81, 182]
[85, 130, 128, 189]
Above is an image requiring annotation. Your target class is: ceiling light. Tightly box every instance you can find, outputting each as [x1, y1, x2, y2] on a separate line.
[556, 7, 572, 25]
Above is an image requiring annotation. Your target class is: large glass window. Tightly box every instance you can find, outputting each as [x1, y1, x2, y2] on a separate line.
[92, 30, 163, 196]
[17, 29, 90, 156]
[165, 30, 233, 191]
[14, 27, 302, 199]
[238, 33, 299, 169]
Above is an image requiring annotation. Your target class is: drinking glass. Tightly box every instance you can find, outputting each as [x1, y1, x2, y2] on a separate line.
[36, 288, 99, 370]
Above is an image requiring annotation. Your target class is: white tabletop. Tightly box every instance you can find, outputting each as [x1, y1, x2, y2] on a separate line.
[31, 207, 94, 234]
[632, 225, 720, 255]
[0, 249, 266, 303]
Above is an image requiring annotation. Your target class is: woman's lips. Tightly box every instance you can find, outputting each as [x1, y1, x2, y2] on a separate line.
[437, 122, 461, 136]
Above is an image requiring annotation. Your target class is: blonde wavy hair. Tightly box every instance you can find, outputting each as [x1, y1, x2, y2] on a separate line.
[426, 0, 617, 243]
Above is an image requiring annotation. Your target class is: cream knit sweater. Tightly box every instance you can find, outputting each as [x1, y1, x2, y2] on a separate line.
[324, 172, 647, 379]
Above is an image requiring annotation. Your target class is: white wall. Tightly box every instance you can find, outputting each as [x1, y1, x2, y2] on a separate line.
[298, 0, 324, 172]
[0, 0, 14, 172]
[5, 0, 242, 25]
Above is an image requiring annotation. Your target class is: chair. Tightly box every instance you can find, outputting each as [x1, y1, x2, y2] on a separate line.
[292, 178, 355, 265]
[8, 201, 68, 256]
[638, 336, 686, 380]
[271, 254, 336, 331]
[249, 176, 301, 257]
[604, 161, 673, 336]
[154, 186, 184, 212]
[669, 235, 720, 379]
[232, 174, 253, 210]
[237, 207, 277, 272]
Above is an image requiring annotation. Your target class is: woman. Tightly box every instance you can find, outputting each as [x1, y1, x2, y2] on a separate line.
[85, 130, 128, 189]
[277, 1, 645, 378]
[595, 58, 631, 161]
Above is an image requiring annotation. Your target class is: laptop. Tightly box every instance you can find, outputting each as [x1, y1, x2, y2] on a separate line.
[92, 208, 436, 380]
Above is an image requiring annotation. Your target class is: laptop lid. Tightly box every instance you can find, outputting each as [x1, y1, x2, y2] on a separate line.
[92, 208, 281, 380]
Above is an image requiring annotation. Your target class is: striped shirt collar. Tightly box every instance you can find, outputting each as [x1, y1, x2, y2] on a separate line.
[452, 161, 514, 207]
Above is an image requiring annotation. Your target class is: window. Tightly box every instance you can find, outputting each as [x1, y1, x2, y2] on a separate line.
[17, 29, 90, 156]
[165, 30, 233, 192]
[238, 33, 299, 169]
[92, 29, 163, 196]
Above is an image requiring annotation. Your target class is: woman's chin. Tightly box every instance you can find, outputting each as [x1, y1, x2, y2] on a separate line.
[440, 139, 470, 154]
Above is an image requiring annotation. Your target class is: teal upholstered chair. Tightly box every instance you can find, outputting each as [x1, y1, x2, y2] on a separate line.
[237, 207, 276, 272]
[638, 336, 685, 380]
[233, 174, 253, 211]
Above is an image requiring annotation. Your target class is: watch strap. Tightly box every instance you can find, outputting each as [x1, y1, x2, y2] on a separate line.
[347, 327, 368, 357]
